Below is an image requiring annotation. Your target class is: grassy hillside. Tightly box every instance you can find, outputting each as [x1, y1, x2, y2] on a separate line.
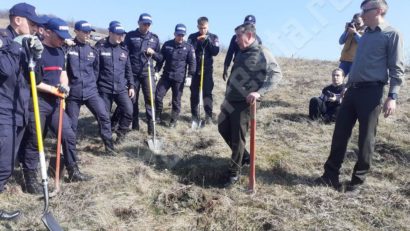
[0, 51, 409, 230]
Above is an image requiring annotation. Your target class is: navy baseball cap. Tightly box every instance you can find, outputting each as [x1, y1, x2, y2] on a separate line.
[109, 23, 126, 34]
[45, 17, 72, 40]
[244, 15, 256, 24]
[109, 20, 120, 28]
[175, 24, 186, 35]
[75, 20, 95, 32]
[9, 3, 45, 25]
[38, 15, 51, 28]
[138, 13, 152, 24]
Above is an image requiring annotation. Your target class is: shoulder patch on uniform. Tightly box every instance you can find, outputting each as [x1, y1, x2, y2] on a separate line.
[120, 45, 129, 51]
[68, 51, 79, 56]
[150, 33, 159, 39]
[0, 30, 8, 37]
[100, 52, 112, 56]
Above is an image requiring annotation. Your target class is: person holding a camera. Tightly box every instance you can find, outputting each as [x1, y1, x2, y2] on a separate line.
[339, 13, 365, 76]
[309, 68, 346, 123]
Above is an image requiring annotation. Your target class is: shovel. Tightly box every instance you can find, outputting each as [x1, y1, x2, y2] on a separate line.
[191, 51, 205, 129]
[23, 38, 63, 231]
[49, 99, 64, 197]
[146, 58, 161, 153]
[248, 102, 257, 194]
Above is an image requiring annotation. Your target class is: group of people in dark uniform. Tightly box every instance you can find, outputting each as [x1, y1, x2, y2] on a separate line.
[1, 0, 404, 223]
[0, 2, 276, 220]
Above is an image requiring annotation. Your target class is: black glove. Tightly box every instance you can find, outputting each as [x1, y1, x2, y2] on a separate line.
[56, 84, 70, 95]
[222, 66, 228, 81]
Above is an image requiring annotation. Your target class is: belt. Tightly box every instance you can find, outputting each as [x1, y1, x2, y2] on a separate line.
[349, 81, 385, 88]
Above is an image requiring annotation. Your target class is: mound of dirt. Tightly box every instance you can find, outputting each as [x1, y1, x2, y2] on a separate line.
[154, 186, 222, 215]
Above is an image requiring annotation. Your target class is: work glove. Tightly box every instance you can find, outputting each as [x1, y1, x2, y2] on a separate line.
[222, 66, 228, 82]
[64, 39, 76, 47]
[14, 35, 44, 61]
[51, 86, 66, 99]
[185, 75, 192, 87]
[146, 47, 155, 56]
[56, 84, 70, 96]
[154, 72, 160, 82]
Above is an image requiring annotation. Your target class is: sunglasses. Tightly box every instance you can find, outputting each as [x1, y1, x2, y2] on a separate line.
[362, 7, 378, 14]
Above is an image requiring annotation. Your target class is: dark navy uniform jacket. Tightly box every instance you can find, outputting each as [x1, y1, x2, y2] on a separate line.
[97, 40, 134, 94]
[66, 38, 99, 100]
[124, 30, 161, 77]
[187, 32, 219, 70]
[224, 34, 262, 68]
[0, 26, 31, 126]
[155, 39, 196, 82]
[35, 45, 65, 103]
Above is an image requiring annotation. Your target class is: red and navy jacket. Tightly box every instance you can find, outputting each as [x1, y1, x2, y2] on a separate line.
[124, 30, 161, 78]
[96, 40, 134, 94]
[0, 26, 32, 126]
[66, 38, 99, 100]
[187, 31, 219, 71]
[155, 39, 196, 82]
[35, 45, 65, 103]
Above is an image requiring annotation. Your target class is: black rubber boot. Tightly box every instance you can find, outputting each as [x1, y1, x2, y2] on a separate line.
[155, 111, 162, 124]
[132, 118, 140, 131]
[147, 121, 154, 135]
[115, 129, 128, 145]
[104, 138, 116, 155]
[23, 170, 43, 195]
[169, 118, 177, 128]
[67, 165, 93, 182]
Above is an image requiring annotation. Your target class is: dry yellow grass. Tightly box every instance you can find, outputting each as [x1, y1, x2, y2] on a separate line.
[1, 18, 409, 230]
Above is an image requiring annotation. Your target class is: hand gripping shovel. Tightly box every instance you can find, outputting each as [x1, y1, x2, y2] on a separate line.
[49, 98, 64, 197]
[23, 38, 63, 231]
[191, 50, 205, 129]
[146, 58, 161, 153]
[248, 102, 257, 194]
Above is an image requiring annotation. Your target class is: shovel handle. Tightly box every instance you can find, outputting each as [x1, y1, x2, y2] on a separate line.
[249, 102, 256, 192]
[55, 99, 64, 191]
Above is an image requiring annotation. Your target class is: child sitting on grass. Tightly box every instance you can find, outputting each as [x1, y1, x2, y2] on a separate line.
[309, 68, 346, 123]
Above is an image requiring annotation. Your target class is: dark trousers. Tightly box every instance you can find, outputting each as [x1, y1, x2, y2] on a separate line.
[309, 97, 340, 121]
[66, 95, 112, 142]
[155, 77, 184, 119]
[190, 69, 214, 118]
[99, 91, 133, 131]
[0, 125, 25, 191]
[134, 74, 156, 123]
[20, 98, 78, 170]
[323, 85, 383, 184]
[218, 100, 250, 177]
[309, 97, 326, 120]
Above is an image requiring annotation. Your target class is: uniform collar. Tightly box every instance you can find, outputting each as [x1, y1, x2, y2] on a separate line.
[6, 25, 19, 39]
[74, 38, 87, 46]
[173, 40, 184, 48]
[137, 29, 150, 37]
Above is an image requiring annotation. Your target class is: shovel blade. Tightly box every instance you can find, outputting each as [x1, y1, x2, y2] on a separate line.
[42, 211, 63, 231]
[191, 120, 205, 129]
[147, 139, 162, 153]
[191, 120, 198, 129]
